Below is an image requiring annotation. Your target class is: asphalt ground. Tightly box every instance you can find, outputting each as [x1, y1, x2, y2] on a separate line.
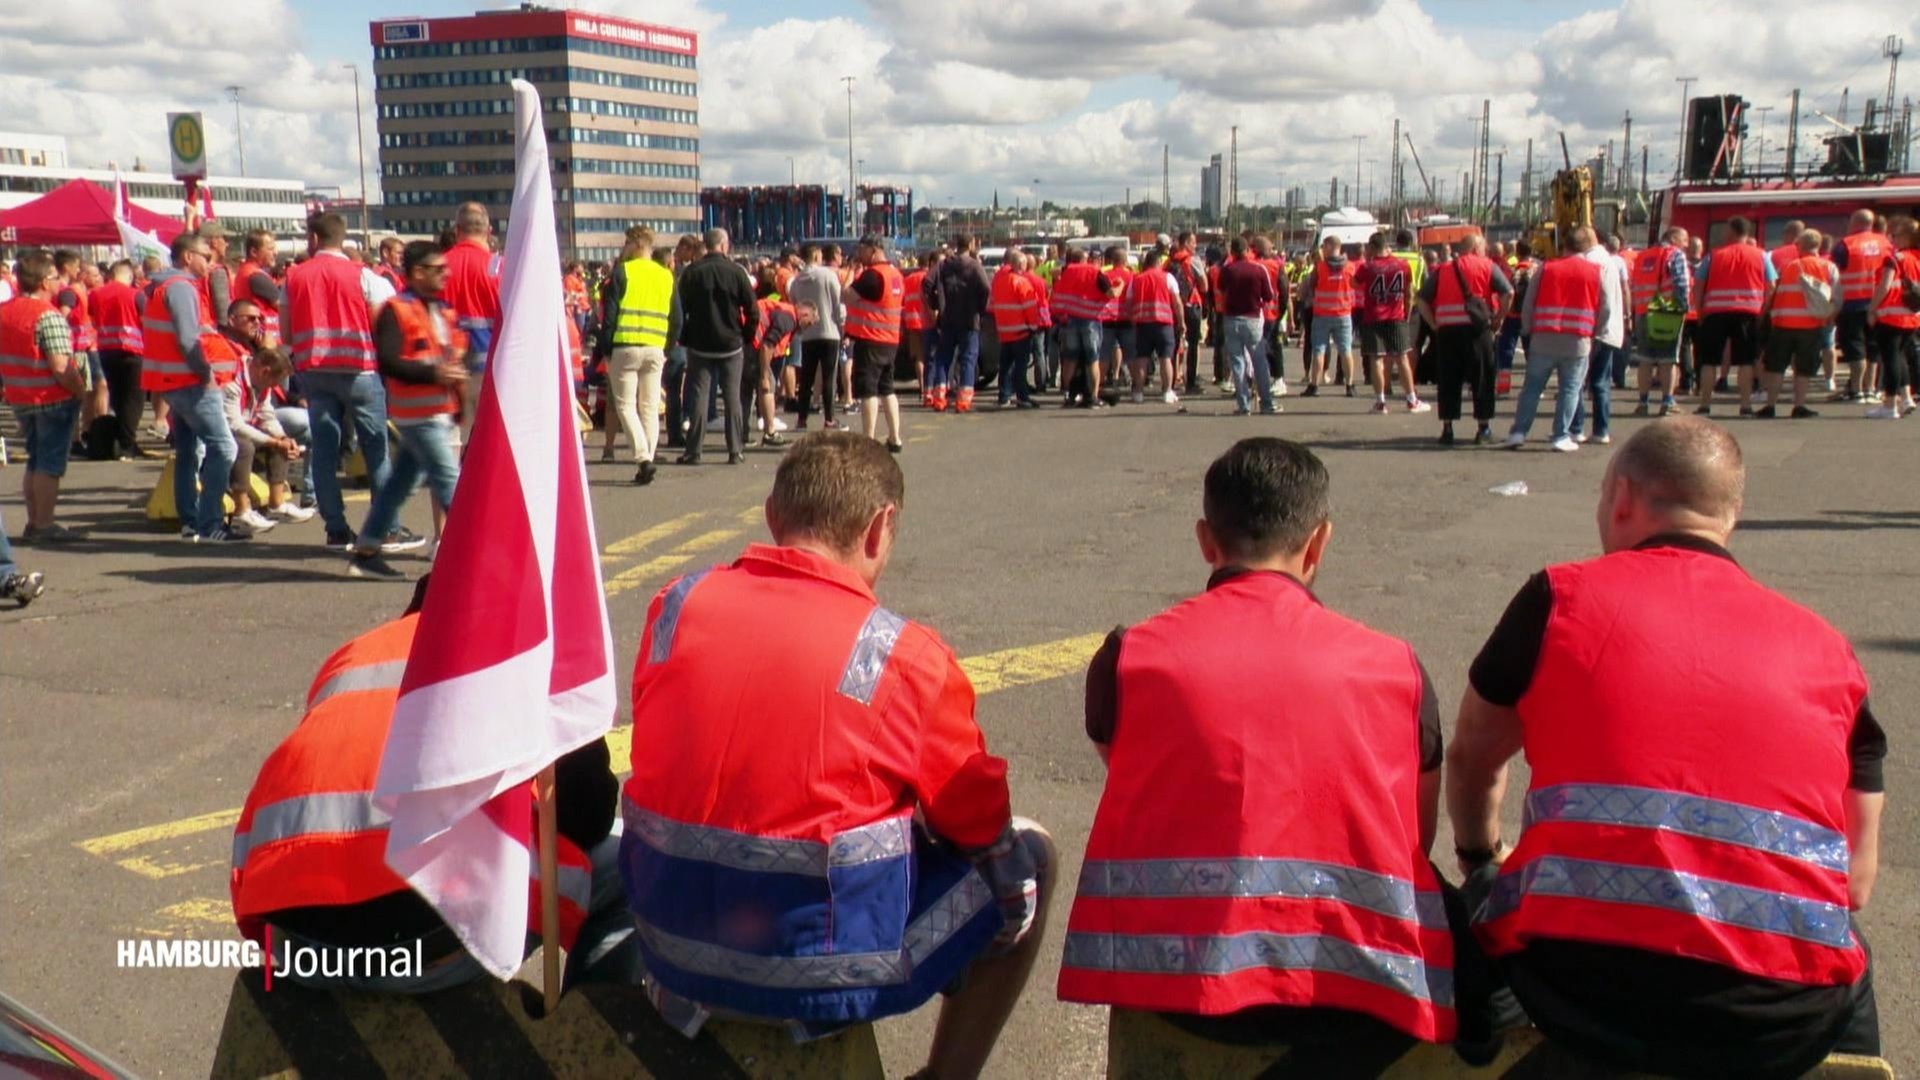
[2, 370, 1917, 1078]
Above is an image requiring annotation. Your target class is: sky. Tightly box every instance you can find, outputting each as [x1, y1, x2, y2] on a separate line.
[2, 0, 1915, 212]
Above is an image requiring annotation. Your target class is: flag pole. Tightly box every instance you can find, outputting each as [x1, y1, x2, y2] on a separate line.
[536, 763, 561, 1015]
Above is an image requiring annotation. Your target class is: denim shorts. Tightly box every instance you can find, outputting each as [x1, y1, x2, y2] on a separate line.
[15, 400, 80, 477]
[1059, 319, 1101, 362]
[1310, 314, 1354, 357]
[1130, 322, 1177, 361]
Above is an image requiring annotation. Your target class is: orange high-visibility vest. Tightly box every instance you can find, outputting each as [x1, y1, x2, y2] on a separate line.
[1529, 255, 1601, 337]
[1701, 243, 1768, 316]
[1875, 249, 1920, 331]
[140, 274, 238, 392]
[991, 267, 1040, 343]
[845, 260, 904, 345]
[285, 253, 376, 373]
[1838, 232, 1891, 304]
[382, 295, 466, 422]
[0, 297, 73, 406]
[1770, 256, 1838, 331]
[90, 280, 144, 353]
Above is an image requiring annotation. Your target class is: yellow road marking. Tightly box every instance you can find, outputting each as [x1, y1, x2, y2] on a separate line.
[736, 504, 763, 525]
[601, 510, 706, 559]
[960, 632, 1108, 695]
[77, 808, 241, 857]
[603, 529, 740, 597]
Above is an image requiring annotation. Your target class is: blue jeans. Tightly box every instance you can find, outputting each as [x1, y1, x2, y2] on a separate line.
[935, 328, 980, 392]
[275, 405, 314, 494]
[1309, 314, 1353, 360]
[997, 334, 1033, 404]
[1224, 316, 1272, 411]
[15, 399, 79, 478]
[302, 370, 390, 535]
[663, 349, 687, 445]
[164, 384, 238, 537]
[1059, 319, 1101, 365]
[1497, 318, 1523, 371]
[1572, 342, 1623, 440]
[922, 328, 946, 391]
[359, 417, 459, 546]
[1510, 348, 1590, 442]
[0, 505, 16, 577]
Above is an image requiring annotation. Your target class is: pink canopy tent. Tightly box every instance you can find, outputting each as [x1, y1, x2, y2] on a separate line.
[0, 178, 185, 247]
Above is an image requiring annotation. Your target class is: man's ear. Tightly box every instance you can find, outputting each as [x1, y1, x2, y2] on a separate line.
[1195, 519, 1220, 565]
[763, 496, 780, 542]
[863, 504, 895, 560]
[1301, 519, 1334, 582]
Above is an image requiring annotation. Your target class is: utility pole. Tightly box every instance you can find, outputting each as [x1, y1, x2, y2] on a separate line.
[342, 64, 369, 250]
[1162, 144, 1171, 236]
[1228, 125, 1239, 236]
[1885, 36, 1904, 132]
[1620, 111, 1632, 195]
[1476, 99, 1491, 223]
[1754, 106, 1773, 172]
[1351, 134, 1366, 208]
[841, 76, 856, 201]
[226, 85, 247, 177]
[1675, 75, 1699, 179]
[1389, 117, 1403, 226]
[1785, 88, 1801, 177]
[1522, 137, 1533, 221]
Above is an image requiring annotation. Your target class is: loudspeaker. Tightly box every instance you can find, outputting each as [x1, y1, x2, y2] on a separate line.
[1685, 95, 1747, 180]
[1821, 132, 1892, 175]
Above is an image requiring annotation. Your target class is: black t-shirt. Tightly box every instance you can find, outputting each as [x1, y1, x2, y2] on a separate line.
[1468, 533, 1885, 791]
[1085, 567, 1442, 771]
[761, 307, 799, 357]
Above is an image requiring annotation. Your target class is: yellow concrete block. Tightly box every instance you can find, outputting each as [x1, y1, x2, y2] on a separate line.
[145, 456, 267, 522]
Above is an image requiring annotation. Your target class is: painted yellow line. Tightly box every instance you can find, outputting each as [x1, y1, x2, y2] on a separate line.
[79, 631, 1102, 880]
[736, 504, 763, 525]
[603, 529, 740, 597]
[601, 510, 707, 559]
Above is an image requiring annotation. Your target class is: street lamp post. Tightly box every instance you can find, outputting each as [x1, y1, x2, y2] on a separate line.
[343, 63, 371, 250]
[226, 85, 246, 177]
[841, 76, 856, 202]
[1674, 75, 1698, 179]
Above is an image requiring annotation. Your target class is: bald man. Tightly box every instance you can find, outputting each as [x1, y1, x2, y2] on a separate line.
[1448, 418, 1884, 1076]
[441, 201, 503, 369]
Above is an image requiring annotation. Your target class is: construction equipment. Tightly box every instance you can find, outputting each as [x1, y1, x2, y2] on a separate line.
[1529, 134, 1594, 259]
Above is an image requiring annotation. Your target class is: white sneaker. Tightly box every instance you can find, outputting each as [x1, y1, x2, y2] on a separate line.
[1130, 389, 1144, 405]
[1595, 434, 1612, 444]
[772, 417, 790, 432]
[1865, 404, 1901, 419]
[1574, 432, 1590, 444]
[1162, 389, 1179, 405]
[1503, 431, 1527, 449]
[1274, 379, 1289, 397]
[1550, 437, 1580, 452]
[1406, 398, 1432, 414]
[236, 509, 278, 532]
[268, 502, 317, 524]
[179, 525, 198, 540]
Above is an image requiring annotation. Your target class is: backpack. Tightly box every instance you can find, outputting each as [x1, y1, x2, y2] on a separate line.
[1899, 254, 1920, 311]
[1798, 262, 1836, 322]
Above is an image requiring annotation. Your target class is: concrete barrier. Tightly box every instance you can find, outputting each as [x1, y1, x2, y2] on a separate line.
[209, 971, 882, 1079]
[1105, 1007, 1894, 1079]
[143, 457, 268, 523]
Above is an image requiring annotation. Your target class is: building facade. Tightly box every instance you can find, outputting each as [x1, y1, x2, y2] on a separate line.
[0, 133, 306, 240]
[369, 6, 701, 262]
[1200, 154, 1223, 226]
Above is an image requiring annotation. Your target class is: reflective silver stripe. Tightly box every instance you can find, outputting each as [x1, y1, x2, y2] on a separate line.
[307, 659, 407, 710]
[622, 795, 911, 877]
[527, 858, 592, 909]
[1062, 930, 1453, 1007]
[232, 791, 388, 867]
[636, 869, 992, 989]
[0, 373, 57, 386]
[1480, 855, 1855, 949]
[1078, 857, 1449, 931]
[1523, 783, 1850, 873]
[838, 606, 906, 705]
[647, 569, 709, 664]
[289, 328, 374, 346]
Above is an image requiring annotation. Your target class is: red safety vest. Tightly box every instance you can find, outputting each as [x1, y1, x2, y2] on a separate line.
[0, 297, 74, 406]
[89, 280, 145, 354]
[1124, 267, 1177, 326]
[236, 260, 281, 340]
[902, 270, 927, 331]
[1052, 263, 1103, 321]
[1208, 264, 1225, 314]
[1098, 266, 1133, 322]
[140, 274, 238, 391]
[1838, 232, 1891, 304]
[1432, 254, 1496, 328]
[1024, 270, 1053, 329]
[443, 240, 503, 338]
[285, 253, 376, 373]
[63, 281, 96, 352]
[1477, 546, 1868, 989]
[990, 266, 1040, 343]
[845, 260, 904, 345]
[383, 295, 465, 422]
[1630, 245, 1678, 315]
[1876, 249, 1920, 331]
[1701, 243, 1767, 315]
[1259, 258, 1285, 320]
[1310, 262, 1356, 318]
[229, 615, 591, 951]
[1529, 255, 1601, 336]
[752, 297, 798, 353]
[1771, 256, 1837, 331]
[1769, 243, 1799, 274]
[1057, 572, 1455, 1041]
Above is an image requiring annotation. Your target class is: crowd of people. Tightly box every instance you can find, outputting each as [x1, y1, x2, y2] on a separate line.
[230, 422, 1883, 1079]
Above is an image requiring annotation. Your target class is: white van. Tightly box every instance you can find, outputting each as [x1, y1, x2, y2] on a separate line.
[1313, 207, 1382, 256]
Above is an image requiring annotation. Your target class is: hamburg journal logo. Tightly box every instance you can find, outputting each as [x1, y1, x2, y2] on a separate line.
[116, 929, 424, 988]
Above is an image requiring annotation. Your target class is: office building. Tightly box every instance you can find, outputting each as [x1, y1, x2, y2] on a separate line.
[370, 5, 701, 261]
[1200, 154, 1223, 226]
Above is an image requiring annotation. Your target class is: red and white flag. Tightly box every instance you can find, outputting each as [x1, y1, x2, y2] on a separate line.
[111, 167, 167, 264]
[374, 79, 616, 980]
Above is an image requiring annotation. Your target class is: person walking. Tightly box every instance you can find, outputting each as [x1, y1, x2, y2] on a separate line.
[597, 226, 676, 485]
[1570, 229, 1630, 444]
[90, 259, 150, 457]
[786, 243, 844, 429]
[845, 236, 907, 448]
[929, 234, 992, 413]
[1506, 228, 1606, 452]
[1866, 216, 1920, 419]
[441, 201, 503, 369]
[1217, 237, 1277, 415]
[674, 229, 757, 466]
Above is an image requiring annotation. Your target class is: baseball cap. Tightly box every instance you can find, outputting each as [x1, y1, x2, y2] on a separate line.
[196, 220, 231, 239]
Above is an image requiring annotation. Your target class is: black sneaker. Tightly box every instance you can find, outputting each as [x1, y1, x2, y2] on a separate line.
[325, 527, 357, 551]
[381, 527, 428, 554]
[1754, 405, 1777, 419]
[886, 441, 903, 454]
[1303, 384, 1319, 397]
[1791, 405, 1819, 419]
[726, 453, 745, 465]
[1, 570, 45, 607]
[1438, 425, 1456, 446]
[348, 551, 407, 579]
[675, 452, 700, 465]
[198, 526, 253, 544]
[297, 492, 317, 511]
[634, 462, 656, 486]
[758, 432, 788, 448]
[1474, 425, 1493, 445]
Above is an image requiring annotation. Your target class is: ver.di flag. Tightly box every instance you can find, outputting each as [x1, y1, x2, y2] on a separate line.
[373, 79, 616, 980]
[112, 168, 168, 264]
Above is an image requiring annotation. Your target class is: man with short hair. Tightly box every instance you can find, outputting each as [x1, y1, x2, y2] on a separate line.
[1759, 229, 1838, 419]
[929, 234, 993, 412]
[199, 221, 235, 330]
[674, 228, 757, 466]
[845, 236, 907, 448]
[375, 237, 406, 295]
[1630, 226, 1692, 416]
[1866, 216, 1920, 419]
[2, 251, 88, 542]
[1692, 216, 1775, 416]
[1064, 436, 1497, 1053]
[1354, 234, 1427, 414]
[348, 241, 470, 578]
[786, 242, 845, 428]
[1417, 235, 1512, 445]
[142, 232, 248, 542]
[286, 212, 406, 552]
[91, 258, 151, 457]
[991, 249, 1043, 411]
[1051, 248, 1112, 409]
[1507, 227, 1606, 452]
[442, 201, 503, 366]
[235, 229, 283, 343]
[1218, 236, 1278, 415]
[1122, 248, 1184, 410]
[1831, 208, 1892, 403]
[1449, 417, 1885, 1077]
[623, 432, 1053, 1076]
[597, 225, 678, 484]
[1569, 230, 1630, 444]
[50, 250, 102, 435]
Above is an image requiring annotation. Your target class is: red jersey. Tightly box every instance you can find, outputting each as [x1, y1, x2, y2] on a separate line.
[1352, 257, 1408, 324]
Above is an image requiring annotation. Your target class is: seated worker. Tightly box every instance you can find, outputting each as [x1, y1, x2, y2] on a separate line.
[1059, 437, 1500, 1057]
[230, 577, 635, 992]
[221, 342, 312, 532]
[622, 432, 1055, 1078]
[1448, 417, 1884, 1079]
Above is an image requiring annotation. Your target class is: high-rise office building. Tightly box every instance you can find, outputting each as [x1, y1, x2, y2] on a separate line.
[370, 5, 700, 261]
[1200, 154, 1223, 226]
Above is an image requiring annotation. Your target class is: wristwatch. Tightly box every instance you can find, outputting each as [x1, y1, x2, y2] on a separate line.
[1455, 840, 1505, 868]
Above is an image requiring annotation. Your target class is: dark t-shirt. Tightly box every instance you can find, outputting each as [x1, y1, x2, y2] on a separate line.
[1085, 567, 1441, 770]
[761, 307, 799, 357]
[1216, 259, 1277, 318]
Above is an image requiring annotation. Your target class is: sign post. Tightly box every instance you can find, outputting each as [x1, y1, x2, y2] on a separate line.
[167, 113, 207, 181]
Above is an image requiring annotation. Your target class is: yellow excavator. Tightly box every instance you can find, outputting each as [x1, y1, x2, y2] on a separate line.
[1530, 134, 1630, 257]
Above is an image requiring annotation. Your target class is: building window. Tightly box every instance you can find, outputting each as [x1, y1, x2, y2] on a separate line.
[570, 158, 699, 180]
[566, 128, 698, 153]
[378, 66, 696, 97]
[547, 97, 695, 126]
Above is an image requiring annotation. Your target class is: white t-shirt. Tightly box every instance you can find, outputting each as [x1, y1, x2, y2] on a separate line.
[1584, 246, 1627, 348]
